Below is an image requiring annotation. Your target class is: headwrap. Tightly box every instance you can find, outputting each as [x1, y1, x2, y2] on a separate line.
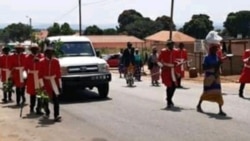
[204, 31, 222, 53]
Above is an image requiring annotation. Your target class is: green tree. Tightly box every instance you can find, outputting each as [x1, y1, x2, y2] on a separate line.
[224, 11, 250, 38]
[84, 25, 103, 35]
[117, 9, 143, 32]
[1, 23, 31, 42]
[125, 18, 162, 39]
[47, 22, 61, 36]
[182, 14, 214, 39]
[155, 15, 176, 30]
[47, 22, 74, 36]
[60, 22, 74, 35]
[102, 28, 117, 35]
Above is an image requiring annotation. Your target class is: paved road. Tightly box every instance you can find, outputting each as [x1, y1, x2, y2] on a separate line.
[1, 73, 250, 141]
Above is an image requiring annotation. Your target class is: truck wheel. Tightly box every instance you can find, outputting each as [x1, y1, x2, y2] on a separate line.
[98, 83, 109, 98]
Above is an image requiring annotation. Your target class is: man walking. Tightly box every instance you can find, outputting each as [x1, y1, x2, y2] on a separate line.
[238, 49, 250, 98]
[158, 40, 179, 108]
[0, 46, 13, 103]
[40, 46, 62, 121]
[11, 44, 26, 106]
[176, 43, 188, 88]
[25, 44, 44, 114]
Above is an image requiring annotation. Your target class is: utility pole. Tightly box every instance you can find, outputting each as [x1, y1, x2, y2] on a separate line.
[79, 0, 82, 35]
[169, 0, 174, 41]
[26, 16, 32, 29]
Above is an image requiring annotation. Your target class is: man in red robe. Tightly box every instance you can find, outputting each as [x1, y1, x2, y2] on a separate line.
[40, 46, 62, 121]
[0, 46, 13, 103]
[158, 40, 179, 108]
[25, 44, 44, 114]
[175, 43, 188, 88]
[239, 49, 250, 98]
[11, 44, 26, 106]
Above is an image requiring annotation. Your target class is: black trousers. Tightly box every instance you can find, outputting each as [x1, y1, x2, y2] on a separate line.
[177, 77, 182, 87]
[44, 93, 60, 118]
[239, 83, 245, 96]
[166, 82, 176, 105]
[30, 95, 42, 112]
[3, 91, 12, 101]
[16, 87, 26, 105]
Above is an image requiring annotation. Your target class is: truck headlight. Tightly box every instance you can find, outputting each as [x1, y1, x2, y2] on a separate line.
[98, 63, 109, 72]
[61, 67, 68, 75]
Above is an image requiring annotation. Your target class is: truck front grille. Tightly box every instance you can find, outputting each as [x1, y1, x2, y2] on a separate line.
[67, 65, 98, 73]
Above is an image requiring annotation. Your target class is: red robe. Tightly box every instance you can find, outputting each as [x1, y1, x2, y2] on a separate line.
[175, 48, 188, 77]
[40, 57, 61, 97]
[25, 53, 44, 95]
[0, 54, 13, 82]
[239, 49, 250, 83]
[11, 53, 26, 87]
[158, 48, 178, 87]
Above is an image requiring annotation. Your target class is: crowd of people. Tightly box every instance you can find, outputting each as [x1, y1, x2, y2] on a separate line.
[119, 30, 250, 116]
[0, 44, 62, 122]
[1, 30, 249, 119]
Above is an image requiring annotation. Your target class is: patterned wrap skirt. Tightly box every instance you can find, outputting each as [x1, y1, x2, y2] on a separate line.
[200, 71, 224, 105]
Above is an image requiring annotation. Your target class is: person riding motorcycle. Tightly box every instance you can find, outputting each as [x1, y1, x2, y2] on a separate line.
[121, 42, 135, 84]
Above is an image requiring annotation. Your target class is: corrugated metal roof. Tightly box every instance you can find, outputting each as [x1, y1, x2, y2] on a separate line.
[145, 30, 196, 42]
[86, 35, 145, 43]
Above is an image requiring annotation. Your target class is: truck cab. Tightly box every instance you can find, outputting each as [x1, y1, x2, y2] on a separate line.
[47, 35, 111, 98]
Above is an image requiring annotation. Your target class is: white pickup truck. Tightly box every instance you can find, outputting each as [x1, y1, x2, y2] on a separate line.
[47, 35, 111, 98]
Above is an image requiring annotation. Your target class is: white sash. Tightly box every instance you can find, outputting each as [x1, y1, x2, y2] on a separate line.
[245, 64, 250, 68]
[162, 63, 176, 83]
[177, 58, 185, 71]
[2, 68, 11, 82]
[243, 57, 250, 63]
[14, 67, 24, 83]
[171, 67, 176, 83]
[44, 75, 59, 95]
[28, 70, 39, 89]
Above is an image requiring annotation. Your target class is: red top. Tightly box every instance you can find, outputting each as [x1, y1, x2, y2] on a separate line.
[158, 48, 179, 87]
[40, 57, 61, 97]
[0, 54, 13, 82]
[175, 48, 188, 77]
[11, 53, 27, 87]
[239, 49, 250, 83]
[25, 53, 44, 95]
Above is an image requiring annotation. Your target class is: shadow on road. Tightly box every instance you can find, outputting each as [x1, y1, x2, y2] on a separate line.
[59, 89, 112, 104]
[22, 113, 43, 119]
[161, 106, 184, 112]
[36, 117, 56, 127]
[242, 97, 250, 101]
[122, 85, 137, 88]
[92, 138, 108, 141]
[202, 112, 233, 120]
[221, 93, 237, 96]
[2, 104, 28, 109]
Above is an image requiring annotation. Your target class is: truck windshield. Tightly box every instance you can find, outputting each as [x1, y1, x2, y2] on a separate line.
[61, 42, 95, 56]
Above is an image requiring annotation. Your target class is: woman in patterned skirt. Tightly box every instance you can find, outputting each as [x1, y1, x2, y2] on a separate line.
[197, 31, 226, 116]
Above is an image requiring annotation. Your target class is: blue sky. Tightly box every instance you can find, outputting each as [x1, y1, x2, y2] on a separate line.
[0, 0, 250, 28]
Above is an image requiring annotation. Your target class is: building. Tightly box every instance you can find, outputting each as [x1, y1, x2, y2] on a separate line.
[86, 35, 145, 50]
[145, 30, 196, 53]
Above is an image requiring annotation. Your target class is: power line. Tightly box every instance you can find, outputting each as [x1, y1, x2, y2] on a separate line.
[54, 4, 78, 22]
[53, 0, 118, 22]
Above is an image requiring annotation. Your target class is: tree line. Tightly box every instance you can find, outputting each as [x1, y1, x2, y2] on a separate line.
[0, 9, 250, 43]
